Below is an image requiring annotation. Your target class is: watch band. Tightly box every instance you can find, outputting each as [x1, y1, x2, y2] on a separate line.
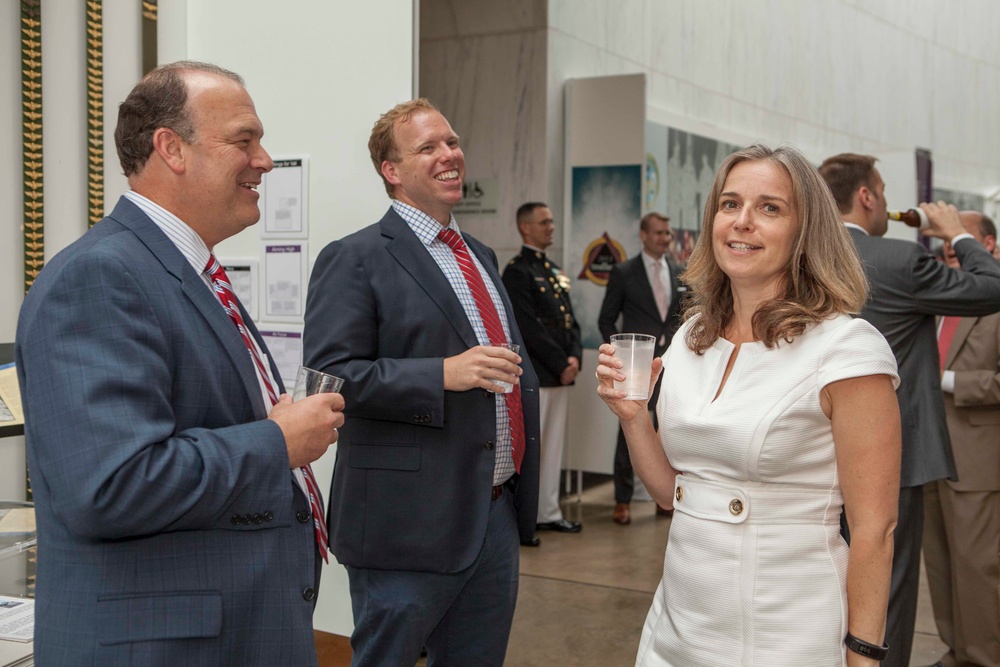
[845, 632, 889, 661]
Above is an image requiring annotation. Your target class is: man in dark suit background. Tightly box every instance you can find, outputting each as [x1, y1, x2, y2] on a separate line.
[303, 99, 540, 666]
[502, 202, 583, 539]
[597, 212, 685, 525]
[16, 62, 342, 666]
[819, 154, 1000, 667]
[923, 210, 1000, 667]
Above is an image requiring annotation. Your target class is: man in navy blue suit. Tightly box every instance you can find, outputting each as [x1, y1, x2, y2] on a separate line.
[303, 99, 540, 666]
[17, 62, 342, 666]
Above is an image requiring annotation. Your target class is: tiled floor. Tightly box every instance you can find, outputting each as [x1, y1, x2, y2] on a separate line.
[316, 479, 947, 666]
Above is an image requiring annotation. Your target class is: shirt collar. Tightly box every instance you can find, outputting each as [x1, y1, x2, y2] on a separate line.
[642, 249, 666, 267]
[124, 190, 212, 275]
[843, 222, 869, 236]
[392, 199, 459, 246]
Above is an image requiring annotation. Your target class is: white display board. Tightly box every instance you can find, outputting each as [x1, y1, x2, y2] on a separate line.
[260, 157, 308, 239]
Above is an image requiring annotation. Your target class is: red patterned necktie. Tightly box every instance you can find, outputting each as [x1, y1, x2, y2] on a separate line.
[206, 255, 329, 562]
[437, 229, 525, 472]
[937, 316, 961, 372]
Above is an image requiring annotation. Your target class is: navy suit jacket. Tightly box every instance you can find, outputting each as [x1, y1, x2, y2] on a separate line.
[303, 207, 540, 573]
[16, 197, 319, 666]
[849, 227, 1000, 487]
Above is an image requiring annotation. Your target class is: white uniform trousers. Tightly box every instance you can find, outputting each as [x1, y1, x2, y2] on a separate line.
[536, 385, 569, 523]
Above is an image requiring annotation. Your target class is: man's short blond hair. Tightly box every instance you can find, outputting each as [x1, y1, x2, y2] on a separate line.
[368, 98, 440, 197]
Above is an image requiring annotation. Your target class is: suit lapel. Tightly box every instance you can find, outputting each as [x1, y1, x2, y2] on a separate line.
[111, 197, 269, 419]
[946, 317, 978, 369]
[628, 256, 661, 322]
[381, 210, 480, 348]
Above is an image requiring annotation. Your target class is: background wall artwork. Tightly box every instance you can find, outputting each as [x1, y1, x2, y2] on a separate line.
[569, 164, 642, 349]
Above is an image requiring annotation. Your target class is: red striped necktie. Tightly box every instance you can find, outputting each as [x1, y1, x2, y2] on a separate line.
[937, 316, 961, 372]
[437, 229, 525, 472]
[206, 255, 329, 562]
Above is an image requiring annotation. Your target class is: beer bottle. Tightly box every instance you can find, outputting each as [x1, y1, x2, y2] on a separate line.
[887, 208, 928, 228]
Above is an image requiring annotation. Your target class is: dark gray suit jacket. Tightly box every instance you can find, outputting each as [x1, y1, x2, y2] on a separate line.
[598, 254, 685, 405]
[598, 254, 685, 356]
[303, 208, 540, 573]
[16, 197, 318, 666]
[849, 226, 1000, 487]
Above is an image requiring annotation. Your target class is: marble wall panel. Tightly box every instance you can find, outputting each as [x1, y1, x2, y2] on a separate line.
[549, 0, 609, 51]
[421, 0, 545, 41]
[421, 28, 548, 259]
[605, 0, 649, 65]
[853, 0, 938, 45]
[422, 0, 1000, 258]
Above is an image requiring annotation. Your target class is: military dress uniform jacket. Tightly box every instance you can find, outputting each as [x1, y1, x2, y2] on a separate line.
[502, 246, 582, 387]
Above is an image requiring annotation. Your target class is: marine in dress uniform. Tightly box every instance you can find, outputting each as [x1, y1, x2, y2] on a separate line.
[502, 203, 583, 540]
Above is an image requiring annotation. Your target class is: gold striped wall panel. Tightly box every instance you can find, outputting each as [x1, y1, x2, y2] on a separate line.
[21, 0, 43, 296]
[86, 1, 104, 227]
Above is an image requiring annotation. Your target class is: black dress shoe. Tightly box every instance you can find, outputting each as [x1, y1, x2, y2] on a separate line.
[520, 536, 541, 547]
[535, 519, 582, 533]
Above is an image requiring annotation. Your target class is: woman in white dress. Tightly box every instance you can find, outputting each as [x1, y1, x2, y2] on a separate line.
[596, 144, 902, 666]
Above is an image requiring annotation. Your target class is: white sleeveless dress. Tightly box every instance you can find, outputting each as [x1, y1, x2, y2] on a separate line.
[636, 315, 898, 667]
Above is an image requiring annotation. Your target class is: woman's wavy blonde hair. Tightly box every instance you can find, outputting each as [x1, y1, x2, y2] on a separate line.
[681, 144, 868, 354]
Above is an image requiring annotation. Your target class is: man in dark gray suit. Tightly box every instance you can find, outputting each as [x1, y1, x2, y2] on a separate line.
[819, 154, 1000, 667]
[17, 62, 342, 666]
[303, 99, 540, 666]
[598, 212, 685, 525]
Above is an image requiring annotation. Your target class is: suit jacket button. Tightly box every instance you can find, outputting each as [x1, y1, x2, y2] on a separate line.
[242, 514, 253, 525]
[302, 587, 316, 601]
[483, 390, 491, 399]
[485, 441, 495, 450]
[296, 509, 311, 523]
[231, 515, 242, 526]
[253, 514, 264, 525]
[263, 511, 274, 522]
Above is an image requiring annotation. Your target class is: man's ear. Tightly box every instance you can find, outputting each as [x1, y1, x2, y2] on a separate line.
[985, 235, 997, 254]
[381, 160, 401, 187]
[151, 127, 186, 175]
[857, 186, 874, 212]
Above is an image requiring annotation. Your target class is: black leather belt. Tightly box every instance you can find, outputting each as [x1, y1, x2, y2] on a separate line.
[491, 485, 503, 500]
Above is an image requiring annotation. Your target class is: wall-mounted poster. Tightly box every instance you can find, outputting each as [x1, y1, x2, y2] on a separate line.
[258, 326, 303, 389]
[260, 157, 308, 238]
[262, 243, 307, 322]
[568, 164, 642, 349]
[645, 122, 741, 264]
